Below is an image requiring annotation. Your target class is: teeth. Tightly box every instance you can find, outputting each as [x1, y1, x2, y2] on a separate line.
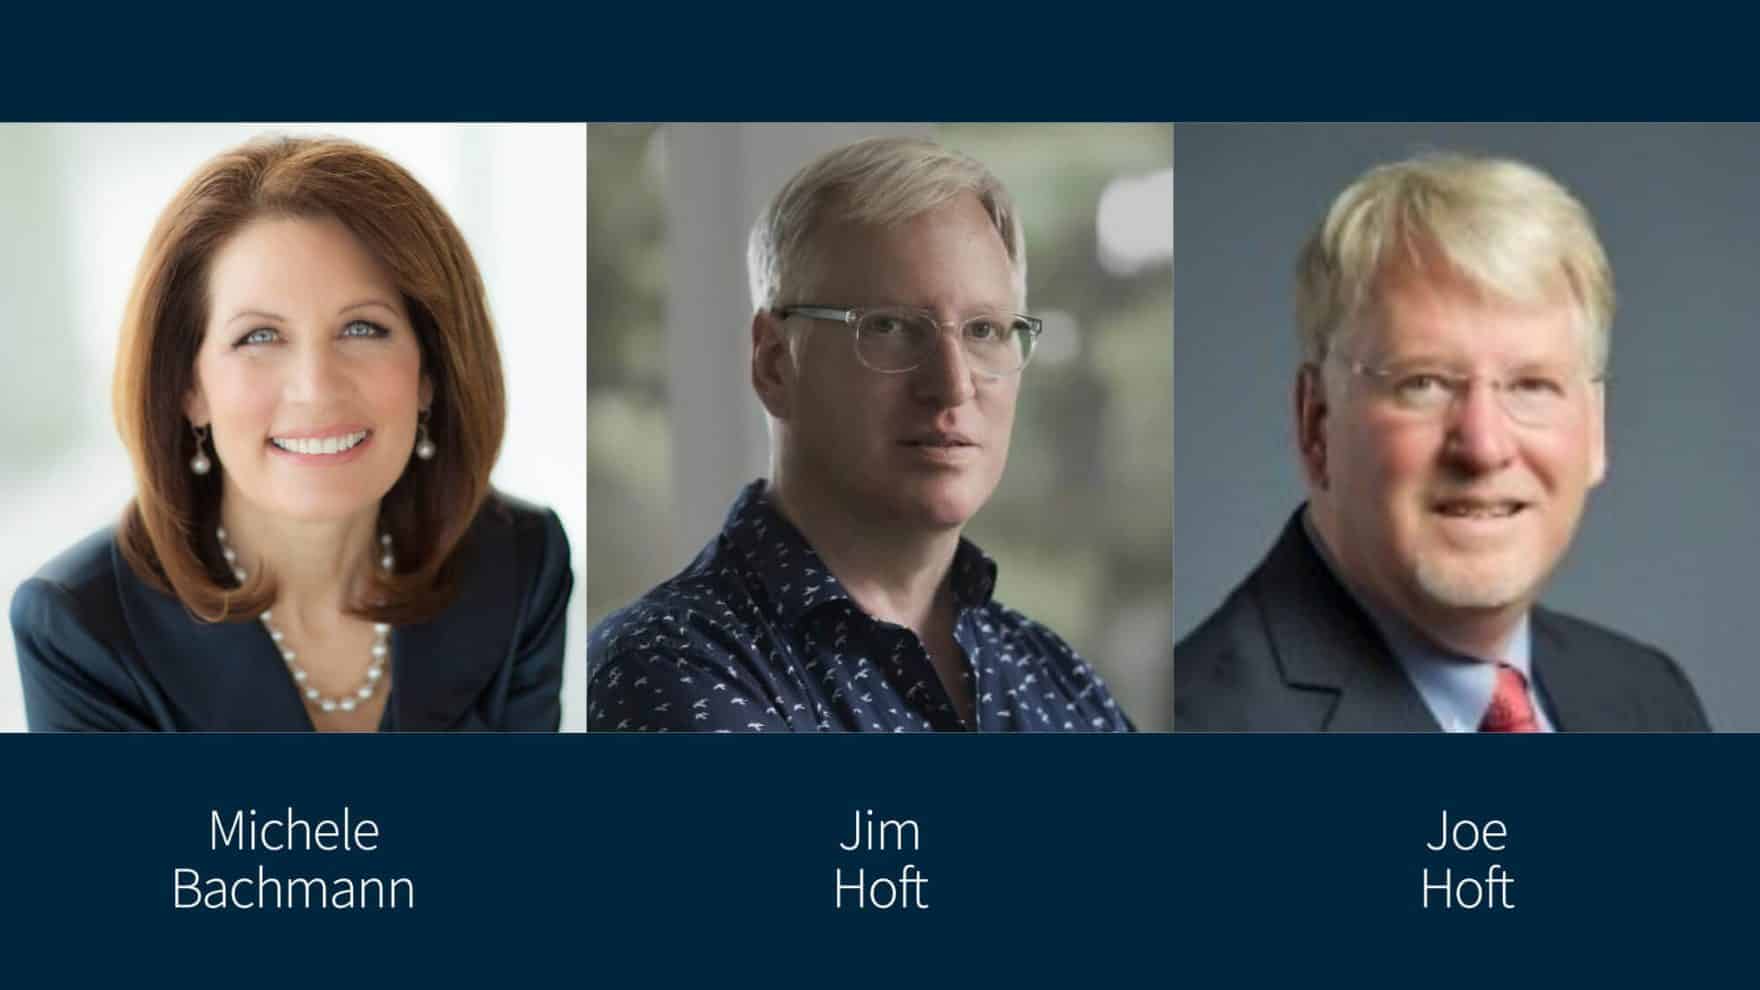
[271, 430, 368, 455]
[1438, 502, 1520, 518]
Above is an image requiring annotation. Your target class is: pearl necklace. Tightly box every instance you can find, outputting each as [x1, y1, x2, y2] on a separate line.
[216, 525, 392, 714]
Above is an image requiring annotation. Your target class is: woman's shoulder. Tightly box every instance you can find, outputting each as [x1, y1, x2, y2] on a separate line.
[23, 526, 124, 596]
[460, 491, 572, 592]
[435, 491, 571, 720]
[475, 490, 566, 541]
[12, 526, 130, 624]
[14, 526, 191, 731]
[469, 491, 570, 567]
[10, 525, 135, 661]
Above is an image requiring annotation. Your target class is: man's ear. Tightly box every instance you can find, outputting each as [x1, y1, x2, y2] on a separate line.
[1295, 363, 1330, 490]
[1587, 378, 1607, 488]
[751, 309, 795, 420]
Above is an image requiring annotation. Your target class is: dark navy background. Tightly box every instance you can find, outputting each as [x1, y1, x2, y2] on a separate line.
[0, 735, 1748, 983]
[0, 12, 1752, 120]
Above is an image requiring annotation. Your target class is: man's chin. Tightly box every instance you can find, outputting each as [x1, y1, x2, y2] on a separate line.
[1412, 555, 1539, 612]
[905, 501, 978, 533]
[891, 480, 989, 532]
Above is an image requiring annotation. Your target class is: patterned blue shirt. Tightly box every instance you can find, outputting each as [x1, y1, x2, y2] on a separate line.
[588, 480, 1132, 732]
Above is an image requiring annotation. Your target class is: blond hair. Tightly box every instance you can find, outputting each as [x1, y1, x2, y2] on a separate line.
[747, 136, 1026, 311]
[1296, 152, 1613, 372]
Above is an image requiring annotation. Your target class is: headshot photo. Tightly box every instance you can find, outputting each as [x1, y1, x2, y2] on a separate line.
[1173, 123, 1760, 731]
[587, 123, 1172, 731]
[2, 124, 586, 731]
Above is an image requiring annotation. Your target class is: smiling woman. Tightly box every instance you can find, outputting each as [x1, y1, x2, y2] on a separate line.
[195, 216, 433, 529]
[8, 136, 572, 732]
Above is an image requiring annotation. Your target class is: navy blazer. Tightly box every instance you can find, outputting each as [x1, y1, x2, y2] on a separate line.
[10, 493, 572, 732]
[1175, 508, 1711, 732]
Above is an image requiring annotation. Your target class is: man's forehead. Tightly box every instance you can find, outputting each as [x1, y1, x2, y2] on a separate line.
[802, 200, 1019, 307]
[813, 192, 995, 245]
[1380, 271, 1570, 316]
[1362, 267, 1584, 356]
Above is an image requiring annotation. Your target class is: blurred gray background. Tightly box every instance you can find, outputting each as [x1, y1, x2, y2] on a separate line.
[1174, 123, 1760, 731]
[588, 123, 1174, 728]
[0, 124, 587, 731]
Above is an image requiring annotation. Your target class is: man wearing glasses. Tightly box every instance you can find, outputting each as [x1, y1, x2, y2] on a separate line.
[1176, 153, 1708, 732]
[589, 137, 1131, 732]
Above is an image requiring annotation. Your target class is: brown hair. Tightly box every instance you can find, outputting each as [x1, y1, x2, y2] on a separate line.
[113, 135, 506, 624]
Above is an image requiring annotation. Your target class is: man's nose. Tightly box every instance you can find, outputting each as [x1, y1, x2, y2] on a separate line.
[1444, 379, 1518, 472]
[910, 325, 978, 408]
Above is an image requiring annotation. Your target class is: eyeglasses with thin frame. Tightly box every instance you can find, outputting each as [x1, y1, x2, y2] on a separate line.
[1330, 357, 1606, 428]
[775, 305, 1044, 378]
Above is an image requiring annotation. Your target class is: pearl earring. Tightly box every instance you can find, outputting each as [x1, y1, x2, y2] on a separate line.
[189, 423, 212, 476]
[414, 410, 436, 461]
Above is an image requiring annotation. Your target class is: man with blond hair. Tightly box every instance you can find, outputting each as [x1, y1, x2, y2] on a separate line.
[1176, 153, 1707, 732]
[590, 136, 1130, 732]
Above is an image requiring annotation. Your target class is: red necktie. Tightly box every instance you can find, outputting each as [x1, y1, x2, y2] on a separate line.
[1480, 663, 1540, 733]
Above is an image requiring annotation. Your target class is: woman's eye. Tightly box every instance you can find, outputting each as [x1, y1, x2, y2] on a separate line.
[342, 320, 388, 339]
[237, 327, 279, 346]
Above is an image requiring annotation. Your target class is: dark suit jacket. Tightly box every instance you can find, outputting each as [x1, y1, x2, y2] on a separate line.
[1175, 509, 1710, 732]
[10, 493, 572, 732]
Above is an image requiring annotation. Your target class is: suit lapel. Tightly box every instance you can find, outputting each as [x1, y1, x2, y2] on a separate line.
[1530, 609, 1625, 731]
[1254, 510, 1440, 732]
[1322, 660, 1440, 732]
[112, 544, 314, 730]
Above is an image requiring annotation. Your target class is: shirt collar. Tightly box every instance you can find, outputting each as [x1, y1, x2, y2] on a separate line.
[720, 479, 999, 628]
[1375, 599, 1539, 733]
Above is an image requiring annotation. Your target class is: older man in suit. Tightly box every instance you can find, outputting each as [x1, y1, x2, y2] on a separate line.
[1175, 153, 1708, 732]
